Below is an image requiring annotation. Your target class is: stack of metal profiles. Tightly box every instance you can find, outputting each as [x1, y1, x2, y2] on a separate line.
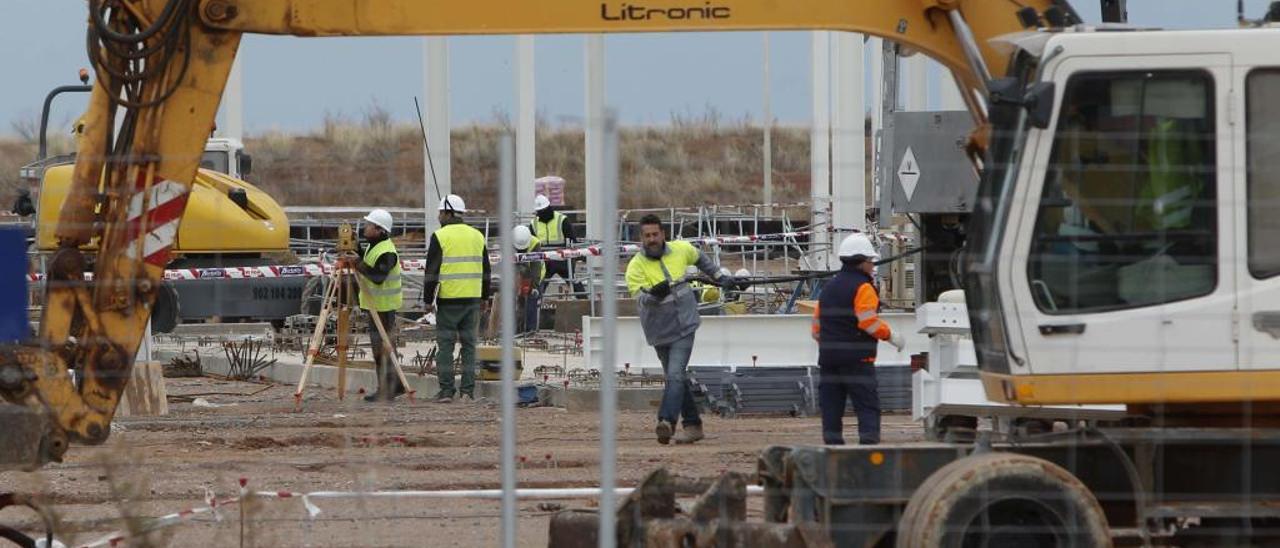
[876, 366, 913, 411]
[690, 365, 913, 417]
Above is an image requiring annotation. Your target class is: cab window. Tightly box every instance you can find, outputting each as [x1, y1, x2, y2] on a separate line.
[1027, 70, 1216, 313]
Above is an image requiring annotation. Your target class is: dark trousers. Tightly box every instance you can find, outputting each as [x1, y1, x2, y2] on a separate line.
[519, 290, 541, 334]
[540, 259, 585, 298]
[819, 362, 880, 445]
[436, 302, 480, 397]
[656, 333, 701, 427]
[368, 310, 403, 397]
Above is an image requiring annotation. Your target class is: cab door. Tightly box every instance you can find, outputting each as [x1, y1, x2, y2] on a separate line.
[1237, 66, 1280, 371]
[1007, 53, 1236, 379]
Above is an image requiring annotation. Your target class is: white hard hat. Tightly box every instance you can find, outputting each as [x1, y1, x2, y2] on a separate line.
[513, 225, 533, 250]
[439, 194, 466, 213]
[838, 233, 880, 260]
[734, 268, 751, 278]
[533, 194, 551, 211]
[363, 208, 393, 232]
[719, 267, 731, 278]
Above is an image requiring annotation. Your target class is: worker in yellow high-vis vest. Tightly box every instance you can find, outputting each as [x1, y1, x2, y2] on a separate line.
[422, 194, 492, 403]
[626, 214, 735, 445]
[532, 193, 585, 298]
[353, 208, 404, 403]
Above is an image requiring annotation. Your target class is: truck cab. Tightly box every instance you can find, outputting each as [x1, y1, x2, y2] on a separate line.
[200, 137, 253, 180]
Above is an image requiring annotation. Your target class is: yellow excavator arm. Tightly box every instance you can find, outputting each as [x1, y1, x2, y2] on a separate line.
[0, 0, 1067, 468]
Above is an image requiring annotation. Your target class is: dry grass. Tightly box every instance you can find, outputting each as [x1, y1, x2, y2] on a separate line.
[0, 108, 820, 212]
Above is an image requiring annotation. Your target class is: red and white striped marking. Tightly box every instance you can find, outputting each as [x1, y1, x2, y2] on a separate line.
[122, 174, 188, 267]
[28, 230, 829, 282]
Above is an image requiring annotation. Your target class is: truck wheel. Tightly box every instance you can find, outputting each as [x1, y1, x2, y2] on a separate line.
[151, 282, 180, 334]
[896, 452, 1110, 548]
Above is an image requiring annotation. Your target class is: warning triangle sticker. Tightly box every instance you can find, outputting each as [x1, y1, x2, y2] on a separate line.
[898, 147, 921, 202]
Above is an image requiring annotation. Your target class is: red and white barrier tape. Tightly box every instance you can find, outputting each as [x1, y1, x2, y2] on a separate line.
[76, 488, 233, 548]
[27, 231, 816, 282]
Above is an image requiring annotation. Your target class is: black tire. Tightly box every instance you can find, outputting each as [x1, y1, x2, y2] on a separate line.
[896, 452, 1110, 548]
[151, 282, 180, 334]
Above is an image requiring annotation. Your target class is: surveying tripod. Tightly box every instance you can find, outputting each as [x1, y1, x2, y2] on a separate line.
[293, 223, 414, 409]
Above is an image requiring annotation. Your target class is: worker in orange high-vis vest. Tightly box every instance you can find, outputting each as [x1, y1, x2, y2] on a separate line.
[811, 233, 905, 445]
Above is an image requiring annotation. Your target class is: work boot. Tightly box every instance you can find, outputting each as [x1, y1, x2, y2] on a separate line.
[673, 424, 705, 445]
[459, 392, 475, 402]
[432, 391, 454, 403]
[363, 392, 382, 403]
[655, 421, 674, 445]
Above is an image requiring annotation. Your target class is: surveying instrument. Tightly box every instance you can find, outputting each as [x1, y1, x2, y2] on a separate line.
[293, 223, 414, 409]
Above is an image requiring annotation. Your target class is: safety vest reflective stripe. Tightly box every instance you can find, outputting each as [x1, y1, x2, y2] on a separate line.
[436, 223, 487, 299]
[358, 239, 403, 312]
[861, 319, 889, 337]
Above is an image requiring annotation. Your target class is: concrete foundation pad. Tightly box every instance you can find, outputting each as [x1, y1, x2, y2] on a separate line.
[154, 348, 661, 412]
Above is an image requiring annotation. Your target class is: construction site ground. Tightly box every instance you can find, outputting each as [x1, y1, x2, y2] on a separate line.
[2, 375, 925, 547]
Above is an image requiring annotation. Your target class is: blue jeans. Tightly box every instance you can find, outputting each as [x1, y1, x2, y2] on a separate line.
[520, 291, 541, 334]
[819, 362, 881, 445]
[655, 333, 701, 427]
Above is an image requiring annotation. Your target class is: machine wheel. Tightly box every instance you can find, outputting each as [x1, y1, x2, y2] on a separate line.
[896, 452, 1110, 548]
[151, 282, 180, 334]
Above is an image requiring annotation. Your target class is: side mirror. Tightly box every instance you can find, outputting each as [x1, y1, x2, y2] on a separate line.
[237, 151, 253, 178]
[1023, 82, 1056, 130]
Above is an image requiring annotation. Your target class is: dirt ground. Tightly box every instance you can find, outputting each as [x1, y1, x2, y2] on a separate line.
[0, 376, 923, 547]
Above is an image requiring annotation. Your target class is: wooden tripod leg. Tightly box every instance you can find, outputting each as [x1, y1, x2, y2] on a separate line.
[355, 276, 414, 401]
[335, 307, 351, 400]
[294, 275, 339, 409]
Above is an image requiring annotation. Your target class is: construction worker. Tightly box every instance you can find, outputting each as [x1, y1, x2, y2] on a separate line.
[422, 194, 492, 403]
[512, 225, 545, 334]
[811, 234, 905, 445]
[1138, 117, 1205, 233]
[532, 193, 585, 298]
[626, 214, 734, 445]
[352, 208, 405, 402]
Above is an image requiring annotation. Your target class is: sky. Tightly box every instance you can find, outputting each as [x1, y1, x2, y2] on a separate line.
[0, 1, 1272, 137]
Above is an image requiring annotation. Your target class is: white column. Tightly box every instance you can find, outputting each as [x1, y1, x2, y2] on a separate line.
[424, 37, 451, 233]
[762, 32, 773, 217]
[868, 38, 884, 215]
[220, 55, 244, 140]
[809, 32, 832, 270]
[516, 36, 537, 221]
[584, 35, 606, 247]
[939, 67, 968, 111]
[831, 33, 865, 247]
[903, 55, 929, 111]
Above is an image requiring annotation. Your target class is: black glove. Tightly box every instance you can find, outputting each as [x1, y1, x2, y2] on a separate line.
[648, 280, 671, 299]
[718, 275, 737, 290]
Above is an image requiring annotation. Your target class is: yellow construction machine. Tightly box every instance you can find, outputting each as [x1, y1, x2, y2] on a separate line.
[6, 0, 1280, 545]
[16, 78, 298, 333]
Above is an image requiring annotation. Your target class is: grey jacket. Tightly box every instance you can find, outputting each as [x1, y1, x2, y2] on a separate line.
[635, 247, 721, 346]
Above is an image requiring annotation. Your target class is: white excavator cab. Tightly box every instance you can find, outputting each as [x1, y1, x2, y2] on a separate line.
[975, 27, 1280, 407]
